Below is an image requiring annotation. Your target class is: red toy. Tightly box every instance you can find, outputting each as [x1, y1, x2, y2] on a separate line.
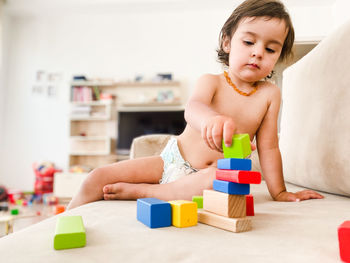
[33, 162, 62, 195]
[216, 170, 261, 184]
[246, 194, 254, 216]
[338, 221, 350, 262]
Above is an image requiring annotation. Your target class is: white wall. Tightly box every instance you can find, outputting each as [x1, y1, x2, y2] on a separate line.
[0, 0, 344, 190]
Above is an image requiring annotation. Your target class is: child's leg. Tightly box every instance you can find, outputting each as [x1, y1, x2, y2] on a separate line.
[67, 156, 164, 209]
[103, 166, 217, 201]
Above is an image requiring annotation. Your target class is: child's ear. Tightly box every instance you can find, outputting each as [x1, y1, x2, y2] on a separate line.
[222, 35, 231, 53]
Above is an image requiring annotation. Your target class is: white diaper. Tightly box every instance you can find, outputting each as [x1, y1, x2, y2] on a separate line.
[159, 137, 198, 184]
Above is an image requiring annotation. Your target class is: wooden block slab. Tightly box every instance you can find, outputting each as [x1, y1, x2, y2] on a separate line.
[216, 170, 261, 184]
[198, 210, 252, 233]
[217, 158, 252, 171]
[203, 189, 246, 218]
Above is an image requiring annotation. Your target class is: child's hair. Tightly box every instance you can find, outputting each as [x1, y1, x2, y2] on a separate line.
[217, 0, 294, 66]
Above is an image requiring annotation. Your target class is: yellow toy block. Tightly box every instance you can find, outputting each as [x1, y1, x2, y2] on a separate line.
[168, 200, 198, 228]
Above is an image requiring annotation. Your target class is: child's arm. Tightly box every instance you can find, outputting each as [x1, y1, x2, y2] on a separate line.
[185, 74, 236, 151]
[256, 86, 324, 201]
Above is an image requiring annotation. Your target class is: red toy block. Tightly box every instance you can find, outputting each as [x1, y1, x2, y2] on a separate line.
[246, 194, 254, 216]
[216, 170, 261, 184]
[338, 221, 350, 262]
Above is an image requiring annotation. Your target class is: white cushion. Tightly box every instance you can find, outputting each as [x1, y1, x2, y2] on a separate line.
[279, 20, 350, 196]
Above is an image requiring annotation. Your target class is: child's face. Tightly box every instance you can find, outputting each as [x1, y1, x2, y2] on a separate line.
[224, 16, 288, 83]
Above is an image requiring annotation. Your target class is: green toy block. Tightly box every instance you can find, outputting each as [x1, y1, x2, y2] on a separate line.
[10, 209, 19, 215]
[54, 216, 86, 250]
[222, 133, 251, 159]
[192, 196, 203, 209]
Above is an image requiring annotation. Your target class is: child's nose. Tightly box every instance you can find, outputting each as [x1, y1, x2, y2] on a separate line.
[252, 45, 263, 58]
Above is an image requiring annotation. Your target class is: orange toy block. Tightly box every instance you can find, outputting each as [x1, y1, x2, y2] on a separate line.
[246, 194, 254, 216]
[198, 210, 252, 233]
[216, 170, 261, 184]
[203, 190, 246, 218]
[54, 205, 66, 215]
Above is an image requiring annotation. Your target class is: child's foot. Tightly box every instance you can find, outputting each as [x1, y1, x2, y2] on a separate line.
[103, 182, 149, 200]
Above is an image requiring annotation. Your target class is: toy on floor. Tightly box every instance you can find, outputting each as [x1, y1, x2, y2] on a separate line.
[168, 200, 197, 228]
[33, 161, 62, 195]
[197, 133, 261, 233]
[338, 220, 350, 262]
[54, 215, 86, 250]
[137, 198, 171, 228]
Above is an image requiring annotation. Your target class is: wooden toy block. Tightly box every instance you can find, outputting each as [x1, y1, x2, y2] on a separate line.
[216, 170, 261, 184]
[168, 200, 197, 228]
[217, 158, 252, 171]
[54, 216, 86, 250]
[192, 196, 203, 209]
[213, 179, 250, 195]
[198, 210, 252, 233]
[338, 220, 350, 262]
[137, 198, 171, 228]
[203, 190, 246, 218]
[246, 194, 254, 216]
[222, 133, 251, 159]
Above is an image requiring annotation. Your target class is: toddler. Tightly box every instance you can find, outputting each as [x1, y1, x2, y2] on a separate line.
[68, 0, 323, 209]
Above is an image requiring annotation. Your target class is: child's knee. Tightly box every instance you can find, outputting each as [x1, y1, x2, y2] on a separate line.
[81, 168, 104, 192]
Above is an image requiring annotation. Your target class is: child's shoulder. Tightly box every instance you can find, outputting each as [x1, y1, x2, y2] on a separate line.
[256, 80, 281, 103]
[257, 80, 281, 95]
[197, 73, 222, 83]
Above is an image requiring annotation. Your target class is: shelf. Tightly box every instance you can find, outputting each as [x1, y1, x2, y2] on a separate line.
[71, 80, 115, 86]
[115, 81, 180, 87]
[70, 80, 180, 87]
[117, 105, 185, 112]
[70, 116, 111, 121]
[70, 136, 111, 155]
[70, 100, 112, 106]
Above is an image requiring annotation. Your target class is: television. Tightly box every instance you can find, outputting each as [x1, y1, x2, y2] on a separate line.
[116, 110, 186, 155]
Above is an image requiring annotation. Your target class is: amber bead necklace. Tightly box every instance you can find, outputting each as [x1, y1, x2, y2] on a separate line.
[224, 71, 257, 96]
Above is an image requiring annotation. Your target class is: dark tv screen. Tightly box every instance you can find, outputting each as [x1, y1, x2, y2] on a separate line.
[117, 110, 186, 155]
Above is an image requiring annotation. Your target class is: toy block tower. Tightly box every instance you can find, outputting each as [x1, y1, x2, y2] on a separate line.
[198, 134, 261, 232]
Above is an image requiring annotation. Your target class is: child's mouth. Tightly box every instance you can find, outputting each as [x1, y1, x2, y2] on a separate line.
[248, 63, 259, 69]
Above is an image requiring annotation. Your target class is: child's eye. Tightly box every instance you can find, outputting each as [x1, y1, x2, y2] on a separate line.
[266, 47, 275, 53]
[243, 41, 254, 46]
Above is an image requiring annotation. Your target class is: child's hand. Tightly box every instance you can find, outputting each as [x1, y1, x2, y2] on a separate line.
[274, 190, 324, 202]
[201, 115, 235, 152]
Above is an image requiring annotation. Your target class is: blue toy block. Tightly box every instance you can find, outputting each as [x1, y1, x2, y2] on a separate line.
[213, 180, 250, 195]
[137, 198, 171, 228]
[217, 158, 252, 171]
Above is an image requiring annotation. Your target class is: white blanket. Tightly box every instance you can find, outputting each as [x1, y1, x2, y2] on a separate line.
[0, 182, 349, 263]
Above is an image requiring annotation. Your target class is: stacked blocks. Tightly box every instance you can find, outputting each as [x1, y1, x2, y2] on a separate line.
[137, 198, 171, 228]
[338, 221, 350, 262]
[137, 198, 197, 228]
[198, 133, 261, 233]
[54, 216, 86, 250]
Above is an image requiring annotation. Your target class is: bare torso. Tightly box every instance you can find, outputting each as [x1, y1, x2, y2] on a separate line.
[177, 73, 274, 169]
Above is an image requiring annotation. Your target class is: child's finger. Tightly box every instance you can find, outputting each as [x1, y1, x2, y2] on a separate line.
[206, 127, 217, 151]
[223, 121, 234, 147]
[250, 142, 256, 151]
[212, 123, 223, 151]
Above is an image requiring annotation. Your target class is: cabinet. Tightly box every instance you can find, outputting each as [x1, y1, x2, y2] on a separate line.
[68, 79, 184, 168]
[69, 82, 118, 170]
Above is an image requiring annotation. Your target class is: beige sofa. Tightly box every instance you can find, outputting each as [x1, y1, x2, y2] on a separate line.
[1, 20, 350, 263]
